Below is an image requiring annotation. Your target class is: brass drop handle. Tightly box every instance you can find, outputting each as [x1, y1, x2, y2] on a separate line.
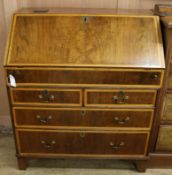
[114, 117, 130, 124]
[36, 115, 52, 123]
[41, 140, 56, 149]
[38, 90, 55, 102]
[151, 74, 159, 80]
[112, 91, 129, 104]
[79, 133, 86, 138]
[9, 70, 21, 77]
[109, 141, 125, 150]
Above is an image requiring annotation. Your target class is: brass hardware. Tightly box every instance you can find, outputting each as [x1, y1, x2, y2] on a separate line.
[151, 74, 159, 79]
[38, 90, 55, 102]
[109, 141, 125, 150]
[14, 70, 21, 76]
[41, 140, 56, 148]
[8, 70, 21, 78]
[36, 115, 52, 123]
[79, 133, 86, 138]
[112, 91, 129, 104]
[83, 16, 89, 23]
[81, 110, 86, 117]
[114, 117, 130, 124]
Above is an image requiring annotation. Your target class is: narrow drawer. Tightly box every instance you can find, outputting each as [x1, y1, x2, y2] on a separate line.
[10, 88, 82, 107]
[16, 130, 149, 156]
[156, 126, 172, 151]
[162, 94, 172, 120]
[85, 90, 156, 107]
[7, 68, 162, 87]
[13, 107, 153, 129]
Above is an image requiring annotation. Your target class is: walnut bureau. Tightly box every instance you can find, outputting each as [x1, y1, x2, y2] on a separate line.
[4, 8, 165, 172]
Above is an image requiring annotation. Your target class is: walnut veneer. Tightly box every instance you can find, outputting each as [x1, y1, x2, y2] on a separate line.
[4, 8, 165, 172]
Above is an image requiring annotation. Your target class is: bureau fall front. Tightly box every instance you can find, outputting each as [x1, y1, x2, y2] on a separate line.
[4, 8, 165, 172]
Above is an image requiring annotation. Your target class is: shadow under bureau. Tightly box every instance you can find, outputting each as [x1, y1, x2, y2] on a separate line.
[4, 8, 165, 172]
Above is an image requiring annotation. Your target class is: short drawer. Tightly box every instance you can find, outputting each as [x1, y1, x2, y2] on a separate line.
[10, 88, 82, 107]
[7, 68, 162, 87]
[85, 90, 156, 107]
[156, 126, 172, 151]
[16, 130, 149, 156]
[13, 107, 153, 129]
[162, 94, 172, 120]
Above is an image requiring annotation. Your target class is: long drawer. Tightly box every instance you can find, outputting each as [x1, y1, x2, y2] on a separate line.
[7, 68, 162, 87]
[13, 107, 153, 129]
[85, 89, 156, 107]
[16, 130, 149, 156]
[10, 88, 82, 107]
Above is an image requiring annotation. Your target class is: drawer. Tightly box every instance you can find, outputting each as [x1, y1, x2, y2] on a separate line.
[156, 126, 172, 151]
[7, 68, 162, 87]
[85, 90, 156, 107]
[10, 88, 82, 107]
[162, 94, 172, 120]
[16, 130, 149, 156]
[13, 107, 153, 129]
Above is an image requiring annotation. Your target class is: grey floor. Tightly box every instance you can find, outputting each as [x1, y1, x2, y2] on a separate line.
[0, 134, 172, 175]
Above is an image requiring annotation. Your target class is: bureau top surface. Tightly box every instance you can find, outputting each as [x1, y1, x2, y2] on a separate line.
[4, 8, 165, 69]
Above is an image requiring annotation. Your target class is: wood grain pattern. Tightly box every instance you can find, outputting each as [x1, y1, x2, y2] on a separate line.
[1, 0, 172, 129]
[85, 89, 156, 107]
[6, 68, 163, 87]
[5, 14, 165, 68]
[10, 88, 82, 107]
[16, 129, 149, 156]
[3, 6, 166, 170]
[13, 107, 153, 129]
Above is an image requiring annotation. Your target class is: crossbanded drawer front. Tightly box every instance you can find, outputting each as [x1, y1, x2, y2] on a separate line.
[156, 126, 172, 151]
[13, 108, 153, 129]
[85, 90, 156, 107]
[10, 88, 82, 106]
[16, 130, 149, 156]
[7, 69, 162, 87]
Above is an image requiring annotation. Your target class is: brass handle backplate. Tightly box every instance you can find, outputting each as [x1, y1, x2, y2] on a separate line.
[113, 91, 129, 104]
[38, 90, 55, 102]
[109, 141, 125, 150]
[36, 115, 52, 123]
[113, 117, 130, 124]
[151, 74, 159, 80]
[79, 133, 86, 138]
[41, 140, 56, 149]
